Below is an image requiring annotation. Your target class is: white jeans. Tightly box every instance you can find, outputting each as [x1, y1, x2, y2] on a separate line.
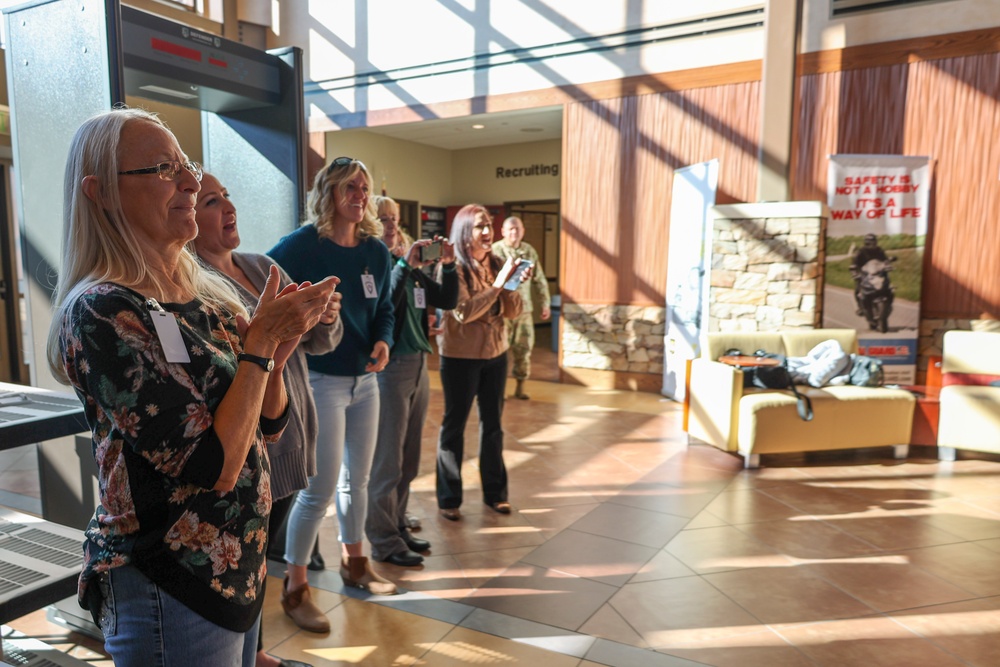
[283, 372, 380, 565]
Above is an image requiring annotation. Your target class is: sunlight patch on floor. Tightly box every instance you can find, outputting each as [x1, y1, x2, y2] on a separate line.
[418, 641, 519, 664]
[305, 646, 378, 662]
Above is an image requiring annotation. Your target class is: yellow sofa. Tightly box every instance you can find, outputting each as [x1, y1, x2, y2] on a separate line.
[687, 328, 915, 468]
[937, 330, 1000, 461]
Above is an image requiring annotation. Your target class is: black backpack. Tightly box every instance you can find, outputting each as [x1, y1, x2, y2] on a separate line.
[737, 353, 814, 421]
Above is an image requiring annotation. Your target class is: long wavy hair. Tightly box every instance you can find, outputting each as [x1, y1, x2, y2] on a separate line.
[306, 158, 381, 240]
[46, 107, 246, 383]
[450, 204, 495, 266]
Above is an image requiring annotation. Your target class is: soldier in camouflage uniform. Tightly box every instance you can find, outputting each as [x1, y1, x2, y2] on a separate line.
[492, 216, 551, 399]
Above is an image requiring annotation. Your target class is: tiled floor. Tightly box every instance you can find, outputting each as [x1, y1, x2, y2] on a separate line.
[4, 336, 1000, 666]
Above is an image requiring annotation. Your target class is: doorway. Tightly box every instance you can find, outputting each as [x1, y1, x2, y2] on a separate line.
[394, 198, 420, 240]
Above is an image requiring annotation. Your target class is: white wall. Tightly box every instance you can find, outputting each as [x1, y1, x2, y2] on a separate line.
[451, 140, 562, 205]
[322, 131, 561, 208]
[324, 130, 453, 206]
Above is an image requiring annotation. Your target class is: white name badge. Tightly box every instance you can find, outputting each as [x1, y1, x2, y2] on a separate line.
[413, 287, 426, 309]
[361, 274, 378, 299]
[150, 311, 191, 363]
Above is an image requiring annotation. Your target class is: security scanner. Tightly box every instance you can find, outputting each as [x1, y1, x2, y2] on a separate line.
[4, 0, 306, 387]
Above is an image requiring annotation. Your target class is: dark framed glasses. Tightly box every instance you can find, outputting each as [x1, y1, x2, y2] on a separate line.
[118, 160, 203, 182]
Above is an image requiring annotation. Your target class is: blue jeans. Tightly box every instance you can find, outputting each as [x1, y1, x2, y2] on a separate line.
[367, 352, 429, 560]
[284, 372, 380, 565]
[99, 565, 259, 667]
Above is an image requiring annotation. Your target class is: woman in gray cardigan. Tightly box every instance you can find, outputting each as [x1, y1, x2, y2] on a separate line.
[192, 173, 343, 664]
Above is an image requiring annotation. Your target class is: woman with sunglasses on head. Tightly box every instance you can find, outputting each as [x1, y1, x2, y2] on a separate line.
[365, 196, 458, 568]
[48, 107, 336, 667]
[191, 172, 342, 667]
[435, 204, 526, 521]
[268, 157, 398, 626]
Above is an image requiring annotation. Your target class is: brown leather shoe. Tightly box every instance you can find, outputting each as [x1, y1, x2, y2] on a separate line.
[439, 508, 461, 521]
[280, 576, 330, 633]
[340, 556, 398, 595]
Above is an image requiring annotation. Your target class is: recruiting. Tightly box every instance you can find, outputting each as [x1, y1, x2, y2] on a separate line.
[495, 164, 560, 178]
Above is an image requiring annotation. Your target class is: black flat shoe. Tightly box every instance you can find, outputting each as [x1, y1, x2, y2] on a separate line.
[403, 531, 431, 552]
[307, 551, 325, 571]
[382, 549, 424, 567]
[439, 508, 461, 521]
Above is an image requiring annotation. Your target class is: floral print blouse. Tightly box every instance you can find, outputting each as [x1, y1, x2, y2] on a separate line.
[59, 283, 281, 633]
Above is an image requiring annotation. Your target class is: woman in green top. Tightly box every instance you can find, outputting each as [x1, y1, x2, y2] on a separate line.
[365, 195, 459, 567]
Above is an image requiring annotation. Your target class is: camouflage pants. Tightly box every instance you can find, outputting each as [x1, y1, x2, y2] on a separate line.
[507, 312, 535, 380]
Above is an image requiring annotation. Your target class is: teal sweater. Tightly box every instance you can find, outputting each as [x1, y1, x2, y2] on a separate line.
[269, 225, 394, 376]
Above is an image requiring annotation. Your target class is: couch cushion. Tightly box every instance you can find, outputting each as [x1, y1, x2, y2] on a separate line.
[939, 385, 1000, 452]
[737, 386, 914, 455]
[942, 330, 1000, 375]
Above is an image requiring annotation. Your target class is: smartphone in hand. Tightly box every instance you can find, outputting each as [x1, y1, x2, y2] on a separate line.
[419, 240, 443, 262]
[503, 260, 533, 290]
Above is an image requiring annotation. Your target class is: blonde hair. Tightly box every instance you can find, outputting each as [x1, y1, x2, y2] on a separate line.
[372, 195, 412, 253]
[306, 158, 382, 240]
[47, 107, 246, 383]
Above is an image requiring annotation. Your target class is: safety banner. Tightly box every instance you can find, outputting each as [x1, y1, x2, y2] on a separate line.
[823, 155, 931, 385]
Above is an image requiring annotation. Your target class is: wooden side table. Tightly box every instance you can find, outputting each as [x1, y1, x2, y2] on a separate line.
[718, 355, 780, 368]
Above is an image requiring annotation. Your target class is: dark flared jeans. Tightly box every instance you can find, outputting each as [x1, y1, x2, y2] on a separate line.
[436, 353, 508, 509]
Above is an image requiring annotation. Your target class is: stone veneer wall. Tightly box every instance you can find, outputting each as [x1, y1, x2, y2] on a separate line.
[560, 304, 665, 375]
[708, 203, 826, 332]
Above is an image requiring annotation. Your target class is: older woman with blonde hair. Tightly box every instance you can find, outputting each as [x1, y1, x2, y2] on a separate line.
[269, 157, 398, 627]
[49, 107, 335, 666]
[375, 195, 413, 259]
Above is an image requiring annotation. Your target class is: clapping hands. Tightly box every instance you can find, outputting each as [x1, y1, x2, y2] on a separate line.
[237, 266, 339, 369]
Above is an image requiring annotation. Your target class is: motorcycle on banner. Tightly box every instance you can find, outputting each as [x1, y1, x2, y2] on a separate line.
[854, 256, 896, 333]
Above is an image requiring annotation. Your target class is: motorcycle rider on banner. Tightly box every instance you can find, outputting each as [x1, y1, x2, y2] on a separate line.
[851, 234, 889, 316]
[850, 233, 895, 333]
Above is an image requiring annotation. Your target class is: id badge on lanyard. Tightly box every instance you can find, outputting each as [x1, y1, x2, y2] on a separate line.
[146, 298, 191, 363]
[361, 271, 378, 299]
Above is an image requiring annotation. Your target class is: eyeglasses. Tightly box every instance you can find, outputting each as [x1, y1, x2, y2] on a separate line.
[118, 160, 203, 182]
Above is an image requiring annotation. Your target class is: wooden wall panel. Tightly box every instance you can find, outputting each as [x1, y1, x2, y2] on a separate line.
[904, 55, 1000, 317]
[792, 52, 1000, 317]
[562, 82, 760, 306]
